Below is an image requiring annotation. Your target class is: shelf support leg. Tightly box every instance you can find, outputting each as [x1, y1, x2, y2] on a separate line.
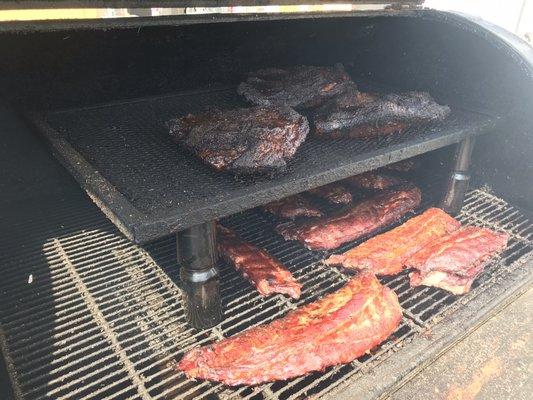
[176, 221, 222, 329]
[441, 136, 475, 215]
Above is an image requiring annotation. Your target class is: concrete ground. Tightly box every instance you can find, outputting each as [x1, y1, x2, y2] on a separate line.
[390, 287, 532, 400]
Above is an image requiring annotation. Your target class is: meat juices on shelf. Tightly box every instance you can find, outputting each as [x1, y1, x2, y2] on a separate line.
[177, 271, 402, 385]
[167, 105, 309, 174]
[217, 226, 301, 299]
[326, 208, 461, 276]
[406, 226, 509, 295]
[278, 186, 421, 250]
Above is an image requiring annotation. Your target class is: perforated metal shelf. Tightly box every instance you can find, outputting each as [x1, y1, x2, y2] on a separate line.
[0, 187, 531, 400]
[29, 86, 497, 243]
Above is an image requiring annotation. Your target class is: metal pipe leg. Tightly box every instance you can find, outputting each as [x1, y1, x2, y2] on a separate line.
[441, 137, 475, 215]
[177, 221, 222, 329]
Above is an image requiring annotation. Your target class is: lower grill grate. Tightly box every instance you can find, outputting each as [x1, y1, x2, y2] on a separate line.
[0, 188, 531, 400]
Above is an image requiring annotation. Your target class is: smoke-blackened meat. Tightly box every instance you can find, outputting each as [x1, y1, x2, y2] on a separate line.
[326, 208, 461, 276]
[177, 270, 402, 385]
[308, 182, 353, 204]
[263, 194, 323, 220]
[343, 172, 402, 190]
[217, 226, 301, 299]
[168, 105, 309, 174]
[406, 227, 508, 294]
[278, 186, 421, 250]
[238, 64, 353, 109]
[312, 86, 450, 139]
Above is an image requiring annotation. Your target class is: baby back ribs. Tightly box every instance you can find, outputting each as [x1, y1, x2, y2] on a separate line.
[177, 270, 402, 385]
[217, 226, 301, 299]
[263, 194, 323, 220]
[237, 64, 353, 109]
[312, 86, 450, 139]
[343, 172, 402, 190]
[406, 226, 508, 294]
[308, 182, 353, 204]
[167, 105, 309, 174]
[326, 208, 461, 276]
[278, 186, 421, 250]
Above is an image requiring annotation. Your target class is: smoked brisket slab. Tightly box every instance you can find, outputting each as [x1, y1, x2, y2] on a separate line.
[237, 64, 353, 109]
[406, 226, 508, 295]
[177, 271, 402, 385]
[278, 186, 421, 250]
[308, 182, 353, 204]
[343, 172, 402, 190]
[263, 194, 323, 220]
[326, 208, 461, 276]
[313, 86, 451, 139]
[217, 226, 301, 299]
[167, 105, 309, 174]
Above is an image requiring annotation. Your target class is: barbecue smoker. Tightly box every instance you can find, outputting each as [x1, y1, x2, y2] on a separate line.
[0, 1, 532, 399]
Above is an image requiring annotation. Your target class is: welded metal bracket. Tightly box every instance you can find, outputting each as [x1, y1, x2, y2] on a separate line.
[176, 221, 223, 329]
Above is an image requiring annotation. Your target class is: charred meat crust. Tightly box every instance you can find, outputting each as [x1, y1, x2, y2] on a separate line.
[263, 194, 323, 219]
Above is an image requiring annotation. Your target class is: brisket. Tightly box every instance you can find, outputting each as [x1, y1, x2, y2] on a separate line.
[406, 226, 508, 294]
[217, 226, 301, 299]
[312, 86, 450, 139]
[278, 186, 421, 250]
[167, 105, 309, 174]
[263, 194, 323, 220]
[177, 270, 402, 385]
[308, 182, 353, 205]
[238, 64, 353, 109]
[343, 172, 402, 190]
[326, 208, 461, 276]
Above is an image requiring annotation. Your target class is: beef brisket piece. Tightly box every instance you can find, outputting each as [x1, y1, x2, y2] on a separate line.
[177, 270, 402, 385]
[326, 208, 461, 276]
[312, 85, 451, 139]
[278, 186, 421, 250]
[263, 194, 323, 220]
[237, 64, 353, 109]
[168, 105, 309, 174]
[343, 171, 402, 190]
[308, 182, 353, 205]
[406, 226, 508, 295]
[217, 226, 301, 299]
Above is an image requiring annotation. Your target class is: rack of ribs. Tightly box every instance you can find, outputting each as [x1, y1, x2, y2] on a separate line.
[406, 226, 508, 295]
[307, 182, 353, 204]
[343, 171, 402, 190]
[177, 270, 402, 385]
[217, 226, 301, 299]
[263, 194, 323, 219]
[312, 85, 450, 139]
[238, 64, 353, 109]
[167, 105, 309, 174]
[278, 186, 421, 250]
[326, 208, 461, 276]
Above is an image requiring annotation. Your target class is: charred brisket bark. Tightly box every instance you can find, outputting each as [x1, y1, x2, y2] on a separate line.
[278, 186, 421, 250]
[326, 208, 461, 276]
[217, 226, 301, 299]
[238, 64, 353, 109]
[177, 271, 402, 385]
[168, 105, 309, 174]
[308, 182, 353, 204]
[343, 172, 403, 190]
[312, 85, 450, 139]
[263, 194, 323, 220]
[406, 226, 508, 294]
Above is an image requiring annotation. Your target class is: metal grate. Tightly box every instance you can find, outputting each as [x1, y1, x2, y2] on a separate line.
[29, 86, 497, 243]
[0, 188, 531, 400]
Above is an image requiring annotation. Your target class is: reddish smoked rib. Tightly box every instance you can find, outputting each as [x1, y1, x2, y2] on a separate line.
[177, 271, 402, 386]
[217, 226, 301, 299]
[263, 194, 323, 220]
[326, 208, 460, 276]
[278, 187, 421, 250]
[406, 226, 508, 295]
[308, 182, 353, 204]
[343, 172, 402, 190]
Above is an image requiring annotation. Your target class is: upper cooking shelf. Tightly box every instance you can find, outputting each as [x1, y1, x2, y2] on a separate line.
[30, 85, 497, 243]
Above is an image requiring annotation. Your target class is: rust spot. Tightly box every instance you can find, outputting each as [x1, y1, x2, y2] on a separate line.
[445, 358, 502, 400]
